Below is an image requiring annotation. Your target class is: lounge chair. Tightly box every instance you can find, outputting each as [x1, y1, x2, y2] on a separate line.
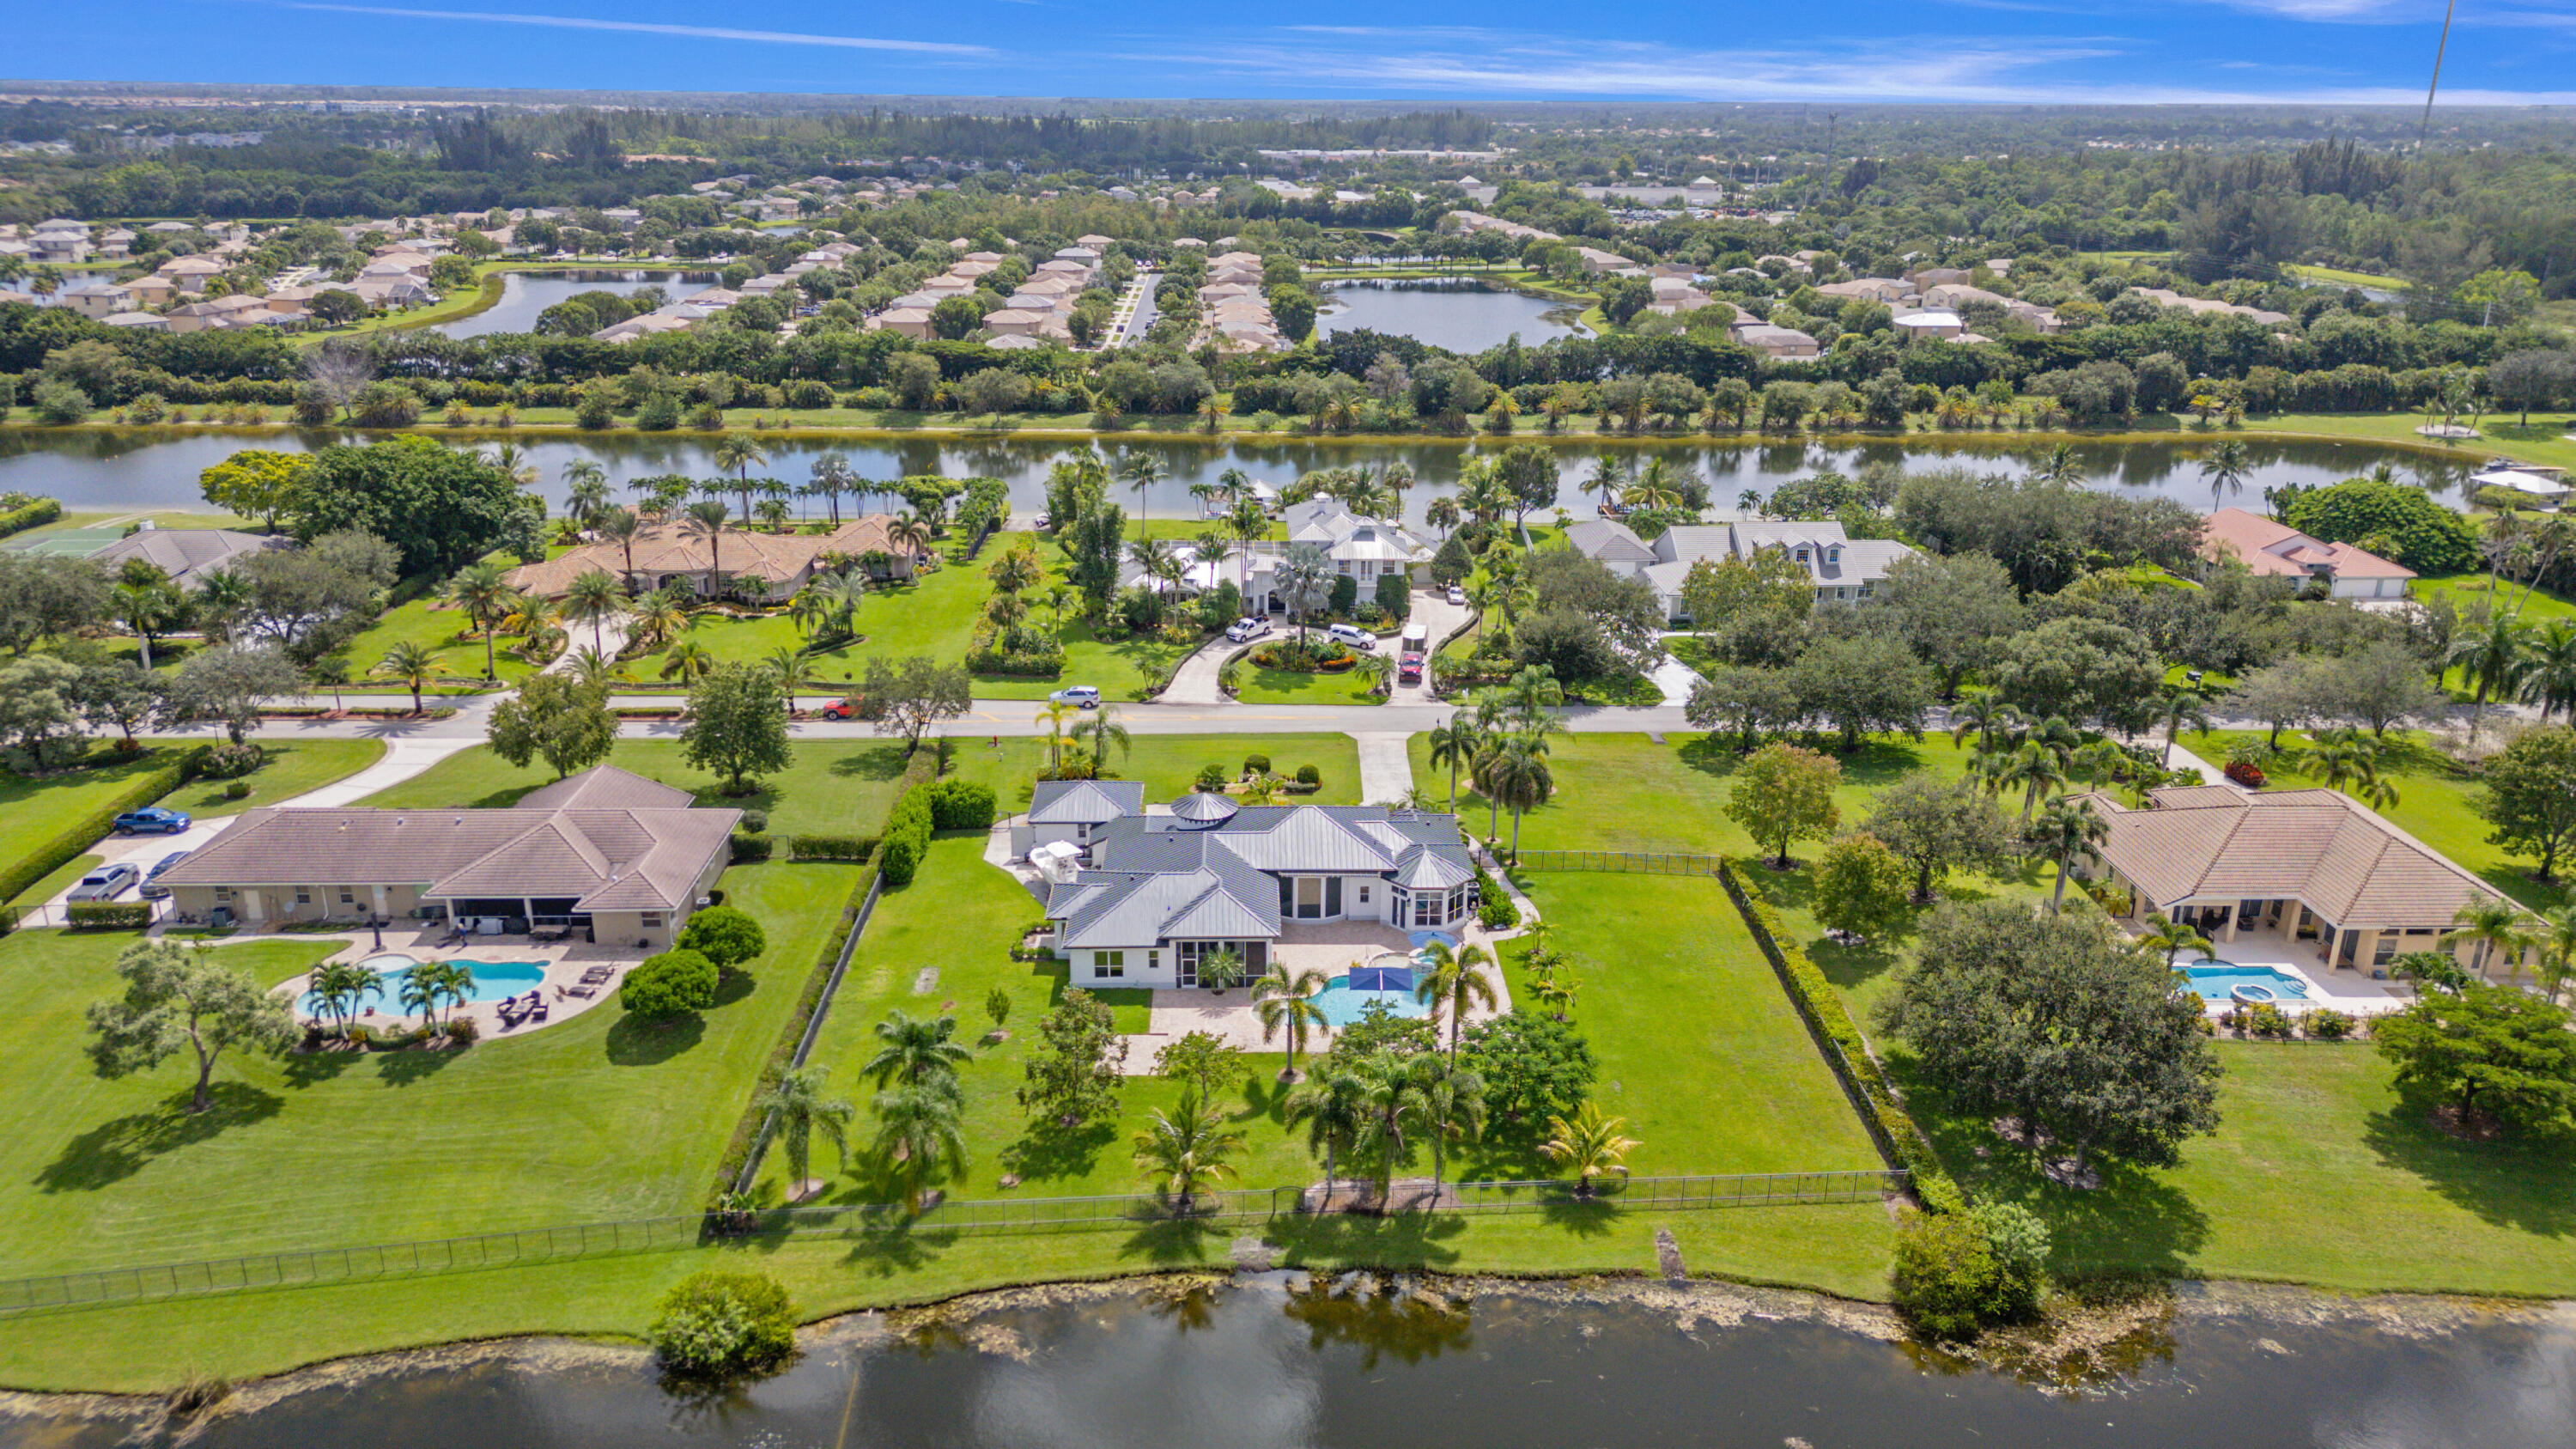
[568, 984, 595, 999]
[529, 1001, 550, 1023]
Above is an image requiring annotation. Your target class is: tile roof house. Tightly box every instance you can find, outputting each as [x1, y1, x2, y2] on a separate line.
[1036, 794, 1479, 989]
[2198, 508, 2414, 600]
[505, 515, 908, 602]
[152, 764, 738, 949]
[2079, 785, 2530, 981]
[1571, 519, 1917, 618]
[87, 526, 289, 587]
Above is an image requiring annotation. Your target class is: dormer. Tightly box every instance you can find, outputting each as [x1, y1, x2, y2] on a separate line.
[1793, 545, 1811, 566]
[1826, 544, 1842, 566]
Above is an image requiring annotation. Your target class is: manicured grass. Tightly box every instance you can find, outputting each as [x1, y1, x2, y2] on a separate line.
[337, 594, 538, 691]
[0, 861, 854, 1279]
[359, 739, 912, 839]
[2412, 571, 2576, 629]
[1235, 661, 1384, 705]
[624, 547, 990, 689]
[2178, 728, 2572, 913]
[156, 739, 387, 821]
[1410, 731, 1981, 855]
[11, 853, 100, 910]
[946, 733, 1364, 813]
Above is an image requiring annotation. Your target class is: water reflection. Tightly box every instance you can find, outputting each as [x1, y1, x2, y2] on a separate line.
[0, 429, 2482, 528]
[1316, 280, 1587, 352]
[435, 269, 720, 339]
[6, 1278, 2573, 1448]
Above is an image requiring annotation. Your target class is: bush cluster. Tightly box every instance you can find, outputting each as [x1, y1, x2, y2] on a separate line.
[650, 1269, 799, 1376]
[0, 495, 62, 540]
[921, 776, 999, 831]
[728, 831, 774, 862]
[787, 833, 876, 862]
[1891, 1202, 2050, 1342]
[66, 901, 155, 929]
[622, 948, 719, 1018]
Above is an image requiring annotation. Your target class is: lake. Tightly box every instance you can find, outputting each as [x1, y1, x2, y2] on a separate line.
[1317, 280, 1587, 353]
[0, 431, 2488, 532]
[5, 1276, 2569, 1447]
[434, 270, 720, 338]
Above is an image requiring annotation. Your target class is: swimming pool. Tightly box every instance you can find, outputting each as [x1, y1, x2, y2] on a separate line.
[1314, 977, 1432, 1028]
[2178, 961, 2312, 1004]
[309, 956, 550, 1018]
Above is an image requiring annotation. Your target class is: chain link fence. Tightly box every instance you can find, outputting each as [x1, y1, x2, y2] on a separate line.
[1512, 849, 1726, 876]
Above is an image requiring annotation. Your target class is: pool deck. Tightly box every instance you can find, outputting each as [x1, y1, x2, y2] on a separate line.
[2149, 925, 2419, 1017]
[1124, 918, 1516, 1067]
[270, 922, 646, 1038]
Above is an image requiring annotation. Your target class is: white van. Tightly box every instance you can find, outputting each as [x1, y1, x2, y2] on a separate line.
[1327, 623, 1376, 651]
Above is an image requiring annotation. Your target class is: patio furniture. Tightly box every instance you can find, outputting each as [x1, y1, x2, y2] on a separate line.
[568, 985, 595, 999]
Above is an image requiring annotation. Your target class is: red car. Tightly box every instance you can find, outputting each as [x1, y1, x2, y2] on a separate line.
[1399, 651, 1425, 685]
[817, 696, 865, 720]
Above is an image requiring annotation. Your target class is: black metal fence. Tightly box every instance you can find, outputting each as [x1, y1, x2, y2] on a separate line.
[0, 1169, 1905, 1316]
[1512, 849, 1726, 876]
[730, 870, 888, 1196]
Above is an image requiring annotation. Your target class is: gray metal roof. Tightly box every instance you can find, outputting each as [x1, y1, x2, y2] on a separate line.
[1028, 779, 1146, 825]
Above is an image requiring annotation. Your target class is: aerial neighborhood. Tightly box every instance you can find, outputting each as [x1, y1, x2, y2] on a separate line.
[4, 86, 2576, 1423]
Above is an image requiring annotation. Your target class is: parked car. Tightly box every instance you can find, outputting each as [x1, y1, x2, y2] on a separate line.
[1400, 651, 1425, 685]
[817, 696, 865, 720]
[138, 850, 191, 900]
[1224, 616, 1272, 643]
[1445, 584, 1467, 606]
[112, 807, 191, 836]
[69, 864, 141, 902]
[1049, 685, 1102, 709]
[1327, 623, 1377, 651]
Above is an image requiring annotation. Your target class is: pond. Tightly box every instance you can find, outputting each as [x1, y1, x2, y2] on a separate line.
[0, 431, 2488, 533]
[5, 1277, 2570, 1447]
[434, 270, 720, 338]
[1317, 279, 1587, 353]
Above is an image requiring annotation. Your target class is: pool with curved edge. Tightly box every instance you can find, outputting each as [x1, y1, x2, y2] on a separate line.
[307, 956, 550, 1018]
[2178, 960, 2312, 1004]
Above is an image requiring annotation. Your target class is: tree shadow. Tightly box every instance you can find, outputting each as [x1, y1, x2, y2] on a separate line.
[714, 971, 759, 1008]
[1536, 1193, 1626, 1239]
[839, 1223, 960, 1278]
[1119, 1213, 1231, 1265]
[1263, 1209, 1467, 1271]
[2360, 1089, 2576, 1239]
[825, 745, 908, 782]
[1276, 1266, 1476, 1365]
[277, 1044, 365, 1088]
[1910, 1081, 2215, 1278]
[373, 1042, 466, 1088]
[35, 1083, 283, 1192]
[606, 1011, 707, 1067]
[1000, 1117, 1116, 1183]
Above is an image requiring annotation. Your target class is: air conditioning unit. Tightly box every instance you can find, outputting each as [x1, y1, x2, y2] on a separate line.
[696, 896, 713, 910]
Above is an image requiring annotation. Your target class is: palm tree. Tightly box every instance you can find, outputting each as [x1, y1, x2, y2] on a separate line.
[2032, 796, 2110, 912]
[889, 509, 934, 569]
[2140, 912, 2215, 968]
[1035, 700, 1079, 775]
[565, 647, 630, 691]
[872, 1080, 967, 1215]
[1477, 735, 1554, 860]
[398, 964, 442, 1027]
[561, 569, 626, 654]
[110, 580, 179, 671]
[307, 959, 367, 1037]
[1119, 452, 1166, 523]
[1413, 941, 1499, 1060]
[1252, 965, 1331, 1080]
[1274, 541, 1334, 648]
[807, 453, 853, 527]
[629, 589, 695, 650]
[1350, 1053, 1434, 1202]
[310, 654, 351, 714]
[1072, 702, 1132, 774]
[1283, 1063, 1370, 1191]
[1426, 718, 1480, 810]
[756, 1065, 854, 1200]
[2533, 903, 2576, 1006]
[712, 433, 769, 520]
[2445, 618, 2535, 742]
[2442, 898, 2536, 983]
[562, 460, 611, 528]
[1541, 1102, 1638, 1198]
[2518, 622, 2576, 723]
[1132, 1089, 1244, 1216]
[659, 637, 714, 684]
[865, 1008, 973, 1088]
[2034, 442, 2082, 486]
[1425, 495, 1461, 539]
[482, 443, 538, 490]
[1580, 454, 1630, 516]
[1946, 693, 2022, 751]
[682, 499, 732, 597]
[436, 560, 515, 680]
[592, 507, 645, 593]
[2160, 688, 2213, 750]
[1418, 1057, 1485, 1206]
[1128, 537, 1180, 598]
[375, 640, 438, 714]
[1996, 740, 2071, 825]
[2198, 439, 2251, 505]
[194, 569, 252, 646]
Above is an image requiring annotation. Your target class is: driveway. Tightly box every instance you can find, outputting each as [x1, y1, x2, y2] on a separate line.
[1394, 588, 1474, 704]
[1159, 631, 1246, 707]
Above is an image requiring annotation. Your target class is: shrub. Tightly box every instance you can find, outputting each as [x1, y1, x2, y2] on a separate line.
[193, 741, 267, 779]
[1373, 571, 1411, 620]
[650, 1269, 798, 1375]
[1243, 752, 1270, 775]
[677, 904, 767, 971]
[1473, 862, 1521, 929]
[1328, 574, 1358, 616]
[787, 834, 876, 862]
[2239, 1001, 2296, 1038]
[2223, 760, 2266, 788]
[223, 780, 252, 801]
[622, 949, 720, 1018]
[445, 1015, 479, 1044]
[924, 776, 998, 831]
[1892, 1203, 2047, 1342]
[0, 495, 62, 541]
[1194, 762, 1228, 791]
[2306, 1008, 2357, 1040]
[729, 831, 774, 862]
[1295, 764, 1321, 786]
[878, 788, 934, 887]
[66, 901, 154, 929]
[736, 808, 769, 835]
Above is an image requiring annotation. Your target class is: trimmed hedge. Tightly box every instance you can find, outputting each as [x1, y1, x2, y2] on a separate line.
[922, 776, 997, 831]
[787, 834, 877, 862]
[0, 755, 190, 909]
[0, 496, 62, 540]
[728, 832, 775, 862]
[876, 747, 944, 888]
[1718, 858, 1965, 1215]
[707, 861, 878, 1200]
[66, 901, 154, 929]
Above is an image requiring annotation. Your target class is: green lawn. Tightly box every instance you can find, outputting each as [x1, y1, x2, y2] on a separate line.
[948, 732, 1362, 813]
[337, 594, 538, 692]
[359, 739, 912, 839]
[2411, 571, 2576, 629]
[1235, 659, 1384, 705]
[0, 860, 855, 1277]
[2178, 728, 2572, 913]
[624, 549, 989, 689]
[156, 739, 387, 821]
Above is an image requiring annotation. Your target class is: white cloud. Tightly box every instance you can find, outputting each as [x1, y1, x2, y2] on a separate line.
[274, 3, 994, 56]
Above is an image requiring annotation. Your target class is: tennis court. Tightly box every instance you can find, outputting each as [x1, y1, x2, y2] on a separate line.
[2, 525, 124, 557]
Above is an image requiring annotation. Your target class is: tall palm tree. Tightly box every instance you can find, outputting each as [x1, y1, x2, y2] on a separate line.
[2198, 439, 2251, 505]
[1425, 495, 1461, 540]
[1351, 1053, 1434, 1202]
[2140, 912, 2215, 968]
[1418, 1057, 1485, 1206]
[1128, 537, 1180, 598]
[110, 581, 179, 671]
[2160, 687, 2214, 750]
[806, 453, 853, 527]
[1072, 702, 1132, 773]
[756, 1064, 854, 1199]
[2519, 621, 2576, 724]
[1283, 1064, 1370, 1190]
[2533, 903, 2576, 1006]
[682, 499, 732, 597]
[592, 506, 645, 594]
[375, 640, 438, 714]
[1119, 452, 1166, 524]
[561, 569, 627, 654]
[398, 963, 443, 1027]
[2034, 442, 2083, 487]
[1478, 734, 1554, 860]
[1996, 740, 2071, 825]
[441, 560, 517, 680]
[1034, 700, 1078, 775]
[1580, 454, 1630, 516]
[1252, 965, 1332, 1081]
[1426, 717, 1479, 810]
[562, 459, 611, 528]
[659, 636, 714, 683]
[629, 589, 695, 650]
[1413, 941, 1500, 1060]
[2442, 898, 2536, 983]
[2032, 796, 2110, 912]
[872, 1080, 967, 1215]
[1132, 1089, 1244, 1216]
[2445, 618, 2535, 742]
[1275, 542, 1334, 647]
[889, 510, 934, 569]
[1541, 1102, 1638, 1198]
[712, 433, 769, 521]
[194, 569, 252, 646]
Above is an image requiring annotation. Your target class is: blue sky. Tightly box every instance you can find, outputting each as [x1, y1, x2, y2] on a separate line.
[22, 0, 2576, 103]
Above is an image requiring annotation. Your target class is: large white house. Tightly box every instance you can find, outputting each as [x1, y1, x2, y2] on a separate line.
[1230, 497, 1437, 613]
[1566, 518, 1917, 620]
[1039, 794, 1479, 989]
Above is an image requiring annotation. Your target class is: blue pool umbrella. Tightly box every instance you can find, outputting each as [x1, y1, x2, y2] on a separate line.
[1407, 930, 1459, 953]
[1346, 964, 1415, 992]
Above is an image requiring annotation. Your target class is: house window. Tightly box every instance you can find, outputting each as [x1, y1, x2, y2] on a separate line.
[1794, 546, 1809, 564]
[295, 888, 313, 905]
[215, 887, 234, 903]
[641, 912, 665, 928]
[338, 889, 356, 906]
[1826, 546, 1842, 564]
[1095, 949, 1125, 979]
[1358, 885, 1370, 905]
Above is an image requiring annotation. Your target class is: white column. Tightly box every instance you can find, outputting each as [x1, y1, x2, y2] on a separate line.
[372, 884, 389, 919]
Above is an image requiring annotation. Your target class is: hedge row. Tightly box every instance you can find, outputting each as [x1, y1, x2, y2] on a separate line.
[0, 755, 190, 910]
[0, 496, 61, 541]
[787, 834, 877, 862]
[1718, 858, 1965, 1215]
[66, 901, 154, 929]
[705, 861, 878, 1202]
[728, 832, 774, 862]
[875, 750, 943, 887]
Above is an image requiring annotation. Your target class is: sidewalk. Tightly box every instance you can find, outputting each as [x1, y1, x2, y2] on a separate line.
[1351, 732, 1415, 805]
